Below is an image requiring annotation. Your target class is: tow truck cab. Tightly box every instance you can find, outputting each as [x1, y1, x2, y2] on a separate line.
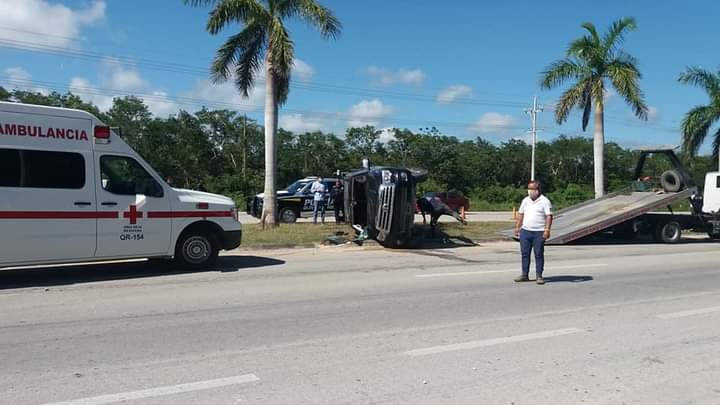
[0, 101, 241, 269]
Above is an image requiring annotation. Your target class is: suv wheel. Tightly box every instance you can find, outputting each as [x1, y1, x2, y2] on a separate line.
[279, 207, 299, 223]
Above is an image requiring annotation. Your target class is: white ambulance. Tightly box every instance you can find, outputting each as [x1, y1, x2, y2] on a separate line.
[0, 102, 242, 269]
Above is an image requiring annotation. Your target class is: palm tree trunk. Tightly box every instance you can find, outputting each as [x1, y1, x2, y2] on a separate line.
[261, 61, 278, 228]
[593, 99, 605, 198]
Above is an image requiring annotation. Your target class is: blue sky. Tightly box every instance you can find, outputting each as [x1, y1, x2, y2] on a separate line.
[0, 0, 718, 152]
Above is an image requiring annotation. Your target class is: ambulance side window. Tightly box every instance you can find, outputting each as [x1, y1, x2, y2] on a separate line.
[0, 148, 84, 189]
[0, 149, 21, 187]
[23, 150, 85, 189]
[100, 156, 163, 198]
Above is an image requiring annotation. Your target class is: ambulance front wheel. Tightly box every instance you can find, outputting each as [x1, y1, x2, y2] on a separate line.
[175, 232, 219, 268]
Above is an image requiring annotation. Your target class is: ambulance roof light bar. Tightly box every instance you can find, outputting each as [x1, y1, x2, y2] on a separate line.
[94, 125, 119, 144]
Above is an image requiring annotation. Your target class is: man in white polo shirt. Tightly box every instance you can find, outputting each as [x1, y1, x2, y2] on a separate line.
[514, 180, 553, 285]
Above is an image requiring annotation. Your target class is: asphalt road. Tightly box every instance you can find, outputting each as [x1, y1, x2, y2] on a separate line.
[2, 240, 720, 404]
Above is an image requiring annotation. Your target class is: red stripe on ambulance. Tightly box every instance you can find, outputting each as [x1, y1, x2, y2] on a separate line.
[0, 211, 118, 219]
[0, 211, 233, 219]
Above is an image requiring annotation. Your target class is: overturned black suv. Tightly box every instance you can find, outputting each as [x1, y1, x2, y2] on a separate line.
[344, 166, 427, 248]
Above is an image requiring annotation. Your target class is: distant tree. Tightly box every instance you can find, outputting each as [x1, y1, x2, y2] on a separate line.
[185, 0, 341, 228]
[106, 96, 153, 149]
[678, 67, 720, 169]
[540, 17, 648, 198]
[0, 86, 10, 101]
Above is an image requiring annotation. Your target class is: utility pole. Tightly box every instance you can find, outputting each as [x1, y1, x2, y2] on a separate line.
[525, 96, 543, 181]
[242, 114, 247, 176]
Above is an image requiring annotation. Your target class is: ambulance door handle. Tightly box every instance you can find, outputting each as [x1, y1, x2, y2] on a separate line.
[74, 201, 92, 206]
[101, 202, 118, 206]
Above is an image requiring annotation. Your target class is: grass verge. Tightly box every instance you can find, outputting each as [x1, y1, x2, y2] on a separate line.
[240, 221, 510, 249]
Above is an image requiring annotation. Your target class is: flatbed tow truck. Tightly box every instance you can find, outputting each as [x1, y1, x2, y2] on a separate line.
[506, 148, 720, 244]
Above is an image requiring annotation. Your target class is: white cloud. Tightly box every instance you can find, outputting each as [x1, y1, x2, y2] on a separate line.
[0, 0, 105, 47]
[279, 113, 325, 133]
[185, 78, 265, 110]
[4, 67, 31, 82]
[69, 60, 180, 117]
[69, 76, 113, 111]
[3, 67, 48, 94]
[471, 112, 515, 134]
[647, 106, 659, 122]
[378, 127, 397, 144]
[145, 91, 181, 118]
[366, 66, 425, 86]
[436, 85, 472, 104]
[292, 59, 315, 82]
[184, 58, 315, 110]
[102, 61, 146, 91]
[604, 88, 616, 102]
[348, 99, 393, 127]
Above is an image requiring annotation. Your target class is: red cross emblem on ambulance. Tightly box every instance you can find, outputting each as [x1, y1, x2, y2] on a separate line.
[123, 205, 143, 224]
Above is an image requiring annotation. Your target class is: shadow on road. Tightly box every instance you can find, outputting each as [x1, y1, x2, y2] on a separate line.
[543, 275, 594, 283]
[0, 255, 285, 290]
[407, 225, 478, 250]
[569, 234, 718, 246]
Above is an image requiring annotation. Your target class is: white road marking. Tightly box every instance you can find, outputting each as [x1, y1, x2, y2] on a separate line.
[657, 305, 720, 319]
[416, 263, 608, 278]
[405, 328, 584, 357]
[44, 374, 260, 405]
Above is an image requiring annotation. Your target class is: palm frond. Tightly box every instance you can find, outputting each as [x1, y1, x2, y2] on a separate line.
[712, 127, 720, 161]
[678, 66, 720, 100]
[607, 59, 648, 120]
[267, 17, 294, 104]
[602, 17, 637, 54]
[206, 0, 268, 34]
[681, 105, 719, 156]
[554, 81, 586, 124]
[293, 0, 342, 38]
[580, 22, 601, 45]
[539, 59, 585, 90]
[567, 35, 601, 62]
[210, 21, 265, 95]
[580, 80, 594, 131]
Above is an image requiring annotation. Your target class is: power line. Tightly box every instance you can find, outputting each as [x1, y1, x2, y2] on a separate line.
[0, 76, 532, 131]
[0, 38, 529, 109]
[0, 25, 535, 99]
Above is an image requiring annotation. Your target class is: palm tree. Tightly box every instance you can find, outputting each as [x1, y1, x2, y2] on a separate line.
[186, 0, 341, 226]
[540, 17, 648, 198]
[678, 67, 720, 169]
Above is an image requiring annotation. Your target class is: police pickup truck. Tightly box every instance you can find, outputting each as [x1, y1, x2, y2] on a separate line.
[247, 177, 339, 222]
[0, 102, 242, 269]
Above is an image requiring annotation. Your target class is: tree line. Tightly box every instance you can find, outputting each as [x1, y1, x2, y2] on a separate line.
[2, 88, 715, 210]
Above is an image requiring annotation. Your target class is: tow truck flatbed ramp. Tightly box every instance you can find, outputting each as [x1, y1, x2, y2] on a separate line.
[502, 188, 694, 245]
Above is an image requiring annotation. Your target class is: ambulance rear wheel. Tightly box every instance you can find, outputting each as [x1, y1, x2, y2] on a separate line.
[175, 232, 219, 268]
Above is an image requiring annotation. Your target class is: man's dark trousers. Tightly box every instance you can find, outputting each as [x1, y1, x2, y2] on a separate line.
[520, 229, 545, 276]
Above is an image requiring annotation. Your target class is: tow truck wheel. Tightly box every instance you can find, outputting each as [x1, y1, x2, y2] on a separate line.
[279, 207, 298, 223]
[657, 221, 682, 244]
[175, 232, 219, 268]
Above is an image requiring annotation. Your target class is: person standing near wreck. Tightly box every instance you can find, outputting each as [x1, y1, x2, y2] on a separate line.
[514, 180, 553, 285]
[311, 177, 327, 224]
